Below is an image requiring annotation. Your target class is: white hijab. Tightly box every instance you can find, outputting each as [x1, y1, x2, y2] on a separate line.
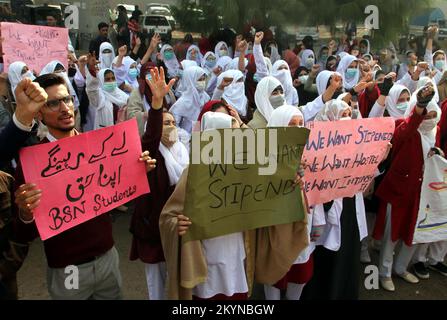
[98, 68, 129, 108]
[201, 51, 217, 75]
[315, 99, 352, 122]
[385, 84, 410, 119]
[201, 111, 233, 131]
[267, 105, 304, 127]
[99, 42, 116, 70]
[175, 60, 198, 97]
[272, 60, 299, 106]
[229, 57, 248, 71]
[215, 41, 230, 59]
[316, 70, 335, 96]
[8, 61, 27, 100]
[159, 127, 189, 186]
[216, 56, 233, 72]
[40, 60, 80, 109]
[301, 49, 315, 69]
[268, 44, 281, 64]
[405, 96, 441, 161]
[186, 45, 203, 66]
[219, 70, 248, 117]
[254, 76, 283, 121]
[432, 50, 447, 73]
[336, 54, 360, 90]
[112, 55, 139, 89]
[170, 66, 210, 122]
[161, 44, 181, 78]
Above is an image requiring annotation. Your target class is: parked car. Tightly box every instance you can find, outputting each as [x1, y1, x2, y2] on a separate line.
[139, 14, 172, 42]
[145, 5, 176, 29]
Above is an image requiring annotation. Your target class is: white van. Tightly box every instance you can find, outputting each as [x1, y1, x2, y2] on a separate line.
[139, 15, 173, 41]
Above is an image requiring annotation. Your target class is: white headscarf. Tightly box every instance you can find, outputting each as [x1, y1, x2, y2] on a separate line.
[301, 49, 315, 69]
[161, 44, 181, 78]
[413, 77, 440, 104]
[315, 99, 352, 122]
[98, 69, 129, 108]
[170, 66, 210, 122]
[201, 51, 217, 75]
[219, 70, 248, 117]
[316, 70, 335, 95]
[268, 44, 281, 64]
[215, 41, 230, 59]
[112, 55, 139, 89]
[40, 60, 80, 109]
[336, 54, 360, 90]
[175, 60, 198, 97]
[405, 90, 441, 161]
[201, 111, 233, 131]
[8, 61, 27, 100]
[216, 56, 233, 72]
[99, 42, 116, 70]
[159, 125, 189, 186]
[385, 84, 410, 119]
[267, 105, 304, 127]
[432, 50, 447, 73]
[272, 60, 299, 106]
[254, 76, 283, 121]
[186, 44, 203, 66]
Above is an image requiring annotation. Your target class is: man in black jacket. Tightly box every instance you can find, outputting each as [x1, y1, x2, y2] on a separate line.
[89, 22, 110, 59]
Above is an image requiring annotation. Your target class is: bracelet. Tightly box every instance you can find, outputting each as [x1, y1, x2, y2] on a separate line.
[18, 209, 35, 225]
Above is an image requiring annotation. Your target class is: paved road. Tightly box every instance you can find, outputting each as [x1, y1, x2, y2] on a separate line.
[17, 211, 447, 300]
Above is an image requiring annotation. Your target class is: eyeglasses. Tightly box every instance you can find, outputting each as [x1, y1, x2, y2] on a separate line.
[45, 96, 74, 112]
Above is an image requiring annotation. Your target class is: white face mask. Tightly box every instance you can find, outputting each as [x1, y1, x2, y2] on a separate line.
[306, 57, 314, 68]
[219, 49, 228, 57]
[196, 80, 206, 91]
[22, 70, 35, 81]
[298, 75, 309, 83]
[102, 53, 113, 67]
[269, 94, 285, 108]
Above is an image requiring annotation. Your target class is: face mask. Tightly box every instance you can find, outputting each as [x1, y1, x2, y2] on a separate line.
[177, 69, 184, 78]
[345, 68, 358, 80]
[161, 126, 178, 148]
[360, 48, 367, 54]
[435, 60, 445, 71]
[205, 60, 216, 69]
[419, 118, 438, 132]
[22, 70, 35, 81]
[164, 51, 175, 60]
[146, 73, 152, 82]
[196, 80, 206, 91]
[101, 53, 113, 67]
[247, 49, 253, 55]
[103, 81, 117, 92]
[269, 94, 285, 108]
[219, 49, 228, 57]
[407, 58, 417, 66]
[253, 73, 261, 83]
[299, 75, 309, 83]
[320, 54, 328, 61]
[396, 101, 409, 112]
[128, 68, 139, 80]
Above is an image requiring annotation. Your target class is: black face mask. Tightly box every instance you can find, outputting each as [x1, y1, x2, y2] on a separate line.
[68, 67, 77, 78]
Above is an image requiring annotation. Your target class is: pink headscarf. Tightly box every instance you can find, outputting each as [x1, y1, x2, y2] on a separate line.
[283, 50, 300, 75]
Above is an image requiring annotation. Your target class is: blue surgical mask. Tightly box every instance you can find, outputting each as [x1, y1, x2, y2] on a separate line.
[345, 68, 358, 79]
[128, 68, 139, 80]
[146, 73, 152, 81]
[177, 69, 184, 78]
[205, 60, 216, 68]
[164, 51, 175, 60]
[103, 81, 117, 92]
[396, 101, 409, 112]
[435, 60, 445, 71]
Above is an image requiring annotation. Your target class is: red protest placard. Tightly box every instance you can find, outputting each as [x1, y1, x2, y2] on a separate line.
[19, 119, 150, 240]
[303, 118, 395, 206]
[0, 22, 68, 73]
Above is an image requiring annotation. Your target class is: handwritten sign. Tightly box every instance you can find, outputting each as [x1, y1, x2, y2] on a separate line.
[183, 127, 309, 243]
[413, 155, 447, 244]
[19, 119, 150, 240]
[303, 118, 395, 206]
[1, 22, 68, 73]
